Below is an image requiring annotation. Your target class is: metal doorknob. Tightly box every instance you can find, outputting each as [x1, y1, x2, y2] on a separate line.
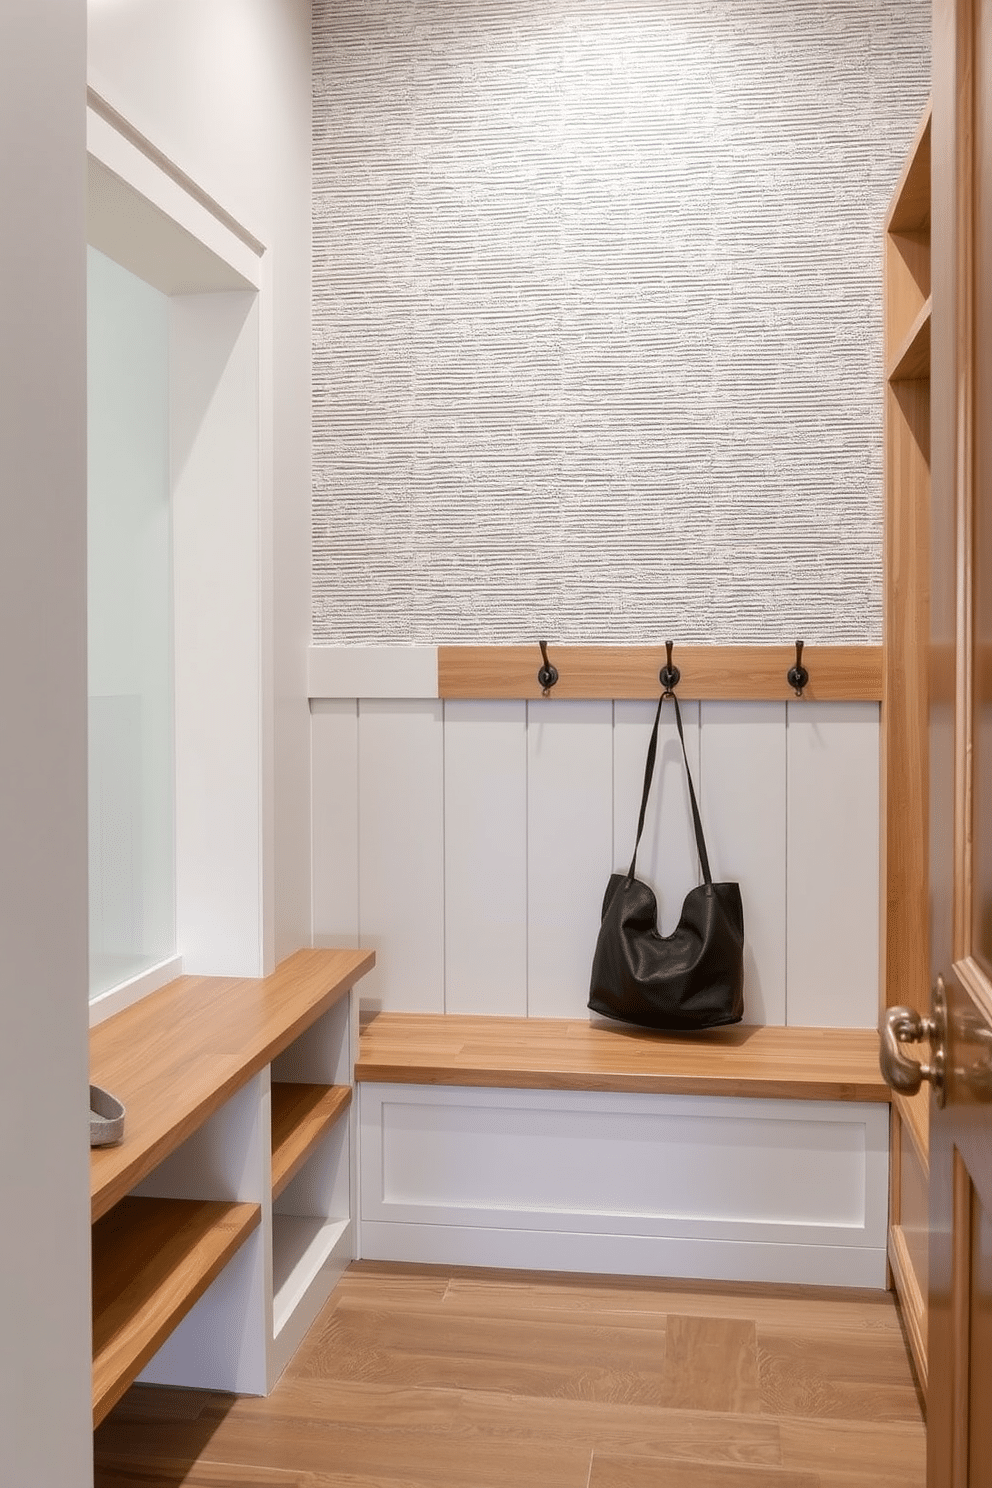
[880, 979, 947, 1105]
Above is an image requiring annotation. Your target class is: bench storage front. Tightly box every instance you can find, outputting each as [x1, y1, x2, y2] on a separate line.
[356, 1015, 890, 1289]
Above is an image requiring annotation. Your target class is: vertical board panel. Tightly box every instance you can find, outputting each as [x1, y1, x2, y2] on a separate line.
[527, 701, 614, 1018]
[359, 700, 444, 1012]
[701, 702, 787, 1027]
[613, 700, 701, 938]
[172, 292, 263, 976]
[444, 701, 528, 1016]
[787, 702, 880, 1027]
[311, 700, 359, 946]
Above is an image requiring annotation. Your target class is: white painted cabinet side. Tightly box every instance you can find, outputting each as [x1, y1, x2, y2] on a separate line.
[613, 699, 701, 938]
[311, 700, 360, 946]
[135, 1073, 271, 1394]
[527, 701, 614, 1018]
[444, 701, 528, 1016]
[786, 702, 880, 1027]
[358, 701, 445, 1012]
[701, 702, 787, 1026]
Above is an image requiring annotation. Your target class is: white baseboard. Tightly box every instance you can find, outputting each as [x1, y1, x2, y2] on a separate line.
[89, 954, 184, 1026]
[359, 1221, 887, 1289]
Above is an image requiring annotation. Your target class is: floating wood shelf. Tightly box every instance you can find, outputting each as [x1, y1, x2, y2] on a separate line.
[90, 947, 374, 1222]
[270, 1082, 352, 1200]
[437, 644, 882, 703]
[91, 1195, 260, 1426]
[889, 296, 932, 381]
[357, 1014, 888, 1104]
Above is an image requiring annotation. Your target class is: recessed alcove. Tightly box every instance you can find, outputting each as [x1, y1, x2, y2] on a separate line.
[86, 95, 270, 1024]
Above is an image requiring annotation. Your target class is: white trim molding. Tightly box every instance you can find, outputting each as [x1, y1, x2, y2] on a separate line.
[89, 955, 184, 1027]
[308, 646, 439, 700]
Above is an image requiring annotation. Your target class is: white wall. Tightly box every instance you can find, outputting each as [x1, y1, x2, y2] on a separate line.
[88, 248, 175, 994]
[88, 0, 314, 966]
[313, 697, 881, 1027]
[0, 1, 94, 1481]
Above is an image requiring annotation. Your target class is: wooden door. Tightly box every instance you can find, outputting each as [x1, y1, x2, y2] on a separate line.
[926, 0, 992, 1481]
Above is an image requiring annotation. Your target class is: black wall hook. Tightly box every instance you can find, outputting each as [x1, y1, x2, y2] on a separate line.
[659, 639, 681, 694]
[537, 640, 559, 697]
[787, 639, 809, 698]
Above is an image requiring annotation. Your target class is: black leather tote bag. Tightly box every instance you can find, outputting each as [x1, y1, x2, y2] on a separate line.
[588, 691, 745, 1031]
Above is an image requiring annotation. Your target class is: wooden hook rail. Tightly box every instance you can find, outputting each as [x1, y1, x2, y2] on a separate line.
[437, 644, 883, 702]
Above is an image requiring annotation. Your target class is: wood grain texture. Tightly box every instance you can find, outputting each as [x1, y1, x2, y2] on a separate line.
[356, 1013, 888, 1102]
[270, 1083, 352, 1201]
[95, 1261, 925, 1488]
[888, 297, 932, 380]
[889, 1222, 928, 1395]
[437, 645, 883, 702]
[882, 97, 932, 1407]
[661, 1314, 759, 1413]
[92, 1465, 310, 1486]
[90, 948, 374, 1222]
[589, 1456, 818, 1488]
[887, 105, 932, 233]
[882, 373, 931, 1022]
[92, 1196, 261, 1427]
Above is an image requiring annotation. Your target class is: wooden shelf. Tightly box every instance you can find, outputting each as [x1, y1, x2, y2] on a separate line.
[888, 296, 932, 381]
[887, 106, 932, 234]
[437, 644, 882, 703]
[357, 1014, 888, 1104]
[90, 947, 374, 1222]
[271, 1082, 352, 1200]
[91, 1196, 260, 1427]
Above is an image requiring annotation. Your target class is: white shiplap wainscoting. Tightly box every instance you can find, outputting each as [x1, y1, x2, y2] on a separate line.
[312, 695, 880, 1028]
[313, 679, 885, 1285]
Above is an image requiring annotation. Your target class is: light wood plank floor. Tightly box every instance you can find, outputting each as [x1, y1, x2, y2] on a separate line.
[94, 1262, 926, 1488]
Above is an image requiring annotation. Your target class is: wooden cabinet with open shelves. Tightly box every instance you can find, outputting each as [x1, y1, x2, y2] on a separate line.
[89, 947, 373, 1425]
[882, 101, 931, 1398]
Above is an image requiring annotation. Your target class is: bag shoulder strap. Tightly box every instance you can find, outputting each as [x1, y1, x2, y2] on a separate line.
[628, 691, 713, 885]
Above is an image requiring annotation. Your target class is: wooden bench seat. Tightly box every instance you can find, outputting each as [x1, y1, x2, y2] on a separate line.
[355, 1012, 890, 1289]
[356, 1013, 886, 1102]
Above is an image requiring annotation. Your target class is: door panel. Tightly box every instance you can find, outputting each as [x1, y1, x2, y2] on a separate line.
[928, 0, 992, 1482]
[929, 969, 992, 1484]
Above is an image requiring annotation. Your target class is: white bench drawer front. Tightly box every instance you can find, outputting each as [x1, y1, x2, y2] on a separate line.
[359, 1084, 889, 1287]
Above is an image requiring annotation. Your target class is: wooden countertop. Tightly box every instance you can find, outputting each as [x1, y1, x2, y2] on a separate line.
[90, 947, 374, 1222]
[356, 1013, 887, 1103]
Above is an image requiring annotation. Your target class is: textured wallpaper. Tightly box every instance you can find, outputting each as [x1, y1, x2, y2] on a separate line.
[312, 0, 930, 645]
